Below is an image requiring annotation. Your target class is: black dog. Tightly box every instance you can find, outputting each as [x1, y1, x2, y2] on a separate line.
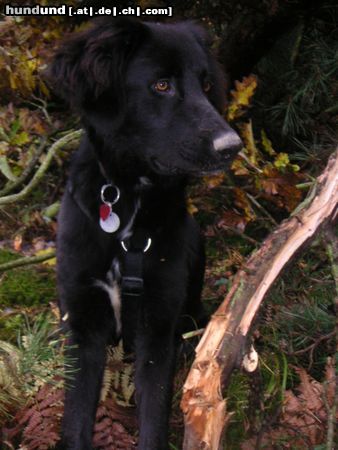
[50, 18, 242, 450]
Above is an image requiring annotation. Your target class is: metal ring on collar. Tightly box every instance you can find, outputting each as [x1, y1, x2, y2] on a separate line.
[101, 184, 120, 205]
[121, 238, 152, 253]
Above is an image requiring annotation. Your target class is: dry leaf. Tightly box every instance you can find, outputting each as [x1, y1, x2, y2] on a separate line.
[217, 210, 247, 231]
[231, 157, 250, 176]
[13, 235, 22, 252]
[203, 173, 225, 189]
[187, 198, 198, 215]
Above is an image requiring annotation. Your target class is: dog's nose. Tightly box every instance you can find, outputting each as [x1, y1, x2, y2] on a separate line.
[213, 130, 242, 154]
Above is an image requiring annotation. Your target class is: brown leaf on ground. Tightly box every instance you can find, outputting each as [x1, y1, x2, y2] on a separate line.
[93, 400, 137, 450]
[4, 383, 137, 450]
[258, 167, 302, 212]
[217, 210, 248, 232]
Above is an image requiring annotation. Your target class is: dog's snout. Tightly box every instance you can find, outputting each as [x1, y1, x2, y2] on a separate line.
[213, 131, 242, 154]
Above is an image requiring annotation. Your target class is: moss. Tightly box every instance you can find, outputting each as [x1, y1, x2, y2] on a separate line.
[0, 250, 56, 308]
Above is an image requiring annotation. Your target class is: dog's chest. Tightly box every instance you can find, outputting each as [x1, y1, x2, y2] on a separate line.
[94, 195, 143, 339]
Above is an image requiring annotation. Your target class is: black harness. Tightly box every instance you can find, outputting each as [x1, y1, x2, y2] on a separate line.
[96, 179, 151, 300]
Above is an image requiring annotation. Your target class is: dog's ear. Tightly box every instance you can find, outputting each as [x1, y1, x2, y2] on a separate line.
[48, 18, 148, 110]
[186, 21, 214, 49]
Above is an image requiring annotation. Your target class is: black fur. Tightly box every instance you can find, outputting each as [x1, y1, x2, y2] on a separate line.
[51, 18, 242, 450]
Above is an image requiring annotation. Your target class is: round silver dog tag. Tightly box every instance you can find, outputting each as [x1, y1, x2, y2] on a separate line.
[99, 211, 120, 233]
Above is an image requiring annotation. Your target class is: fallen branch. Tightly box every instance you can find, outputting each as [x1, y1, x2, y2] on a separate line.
[0, 250, 56, 272]
[0, 130, 81, 206]
[0, 137, 47, 197]
[181, 149, 338, 450]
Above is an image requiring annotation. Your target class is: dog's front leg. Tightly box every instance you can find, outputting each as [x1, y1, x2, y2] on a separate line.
[60, 329, 108, 450]
[135, 326, 178, 450]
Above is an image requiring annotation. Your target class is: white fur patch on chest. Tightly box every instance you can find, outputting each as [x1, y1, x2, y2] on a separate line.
[94, 265, 121, 335]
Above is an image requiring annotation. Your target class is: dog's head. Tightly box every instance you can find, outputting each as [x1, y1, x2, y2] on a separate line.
[50, 18, 242, 178]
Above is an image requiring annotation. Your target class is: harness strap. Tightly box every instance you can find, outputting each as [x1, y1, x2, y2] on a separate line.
[119, 229, 151, 353]
[121, 251, 144, 297]
[120, 228, 151, 298]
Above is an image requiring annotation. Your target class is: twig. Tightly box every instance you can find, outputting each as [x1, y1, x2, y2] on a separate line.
[291, 179, 317, 216]
[29, 94, 53, 125]
[216, 222, 259, 245]
[238, 150, 263, 174]
[322, 365, 336, 450]
[0, 137, 48, 196]
[246, 192, 278, 226]
[296, 181, 315, 190]
[285, 330, 335, 356]
[0, 250, 56, 272]
[323, 225, 337, 450]
[0, 130, 82, 206]
[182, 329, 205, 340]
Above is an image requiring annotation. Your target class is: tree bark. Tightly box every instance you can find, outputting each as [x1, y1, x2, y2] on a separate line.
[181, 149, 338, 450]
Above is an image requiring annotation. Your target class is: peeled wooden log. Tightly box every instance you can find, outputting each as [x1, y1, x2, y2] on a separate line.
[181, 149, 338, 450]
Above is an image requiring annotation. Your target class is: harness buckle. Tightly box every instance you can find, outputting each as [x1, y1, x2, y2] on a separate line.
[121, 276, 144, 296]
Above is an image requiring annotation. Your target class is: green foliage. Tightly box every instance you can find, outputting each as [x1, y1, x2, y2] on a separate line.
[262, 246, 335, 378]
[0, 313, 26, 342]
[0, 313, 68, 420]
[256, 13, 338, 149]
[1, 321, 137, 448]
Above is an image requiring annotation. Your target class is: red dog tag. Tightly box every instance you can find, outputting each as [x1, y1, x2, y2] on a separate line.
[100, 204, 111, 221]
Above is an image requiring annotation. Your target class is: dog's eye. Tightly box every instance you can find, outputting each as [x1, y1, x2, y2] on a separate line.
[154, 79, 171, 92]
[203, 80, 212, 93]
